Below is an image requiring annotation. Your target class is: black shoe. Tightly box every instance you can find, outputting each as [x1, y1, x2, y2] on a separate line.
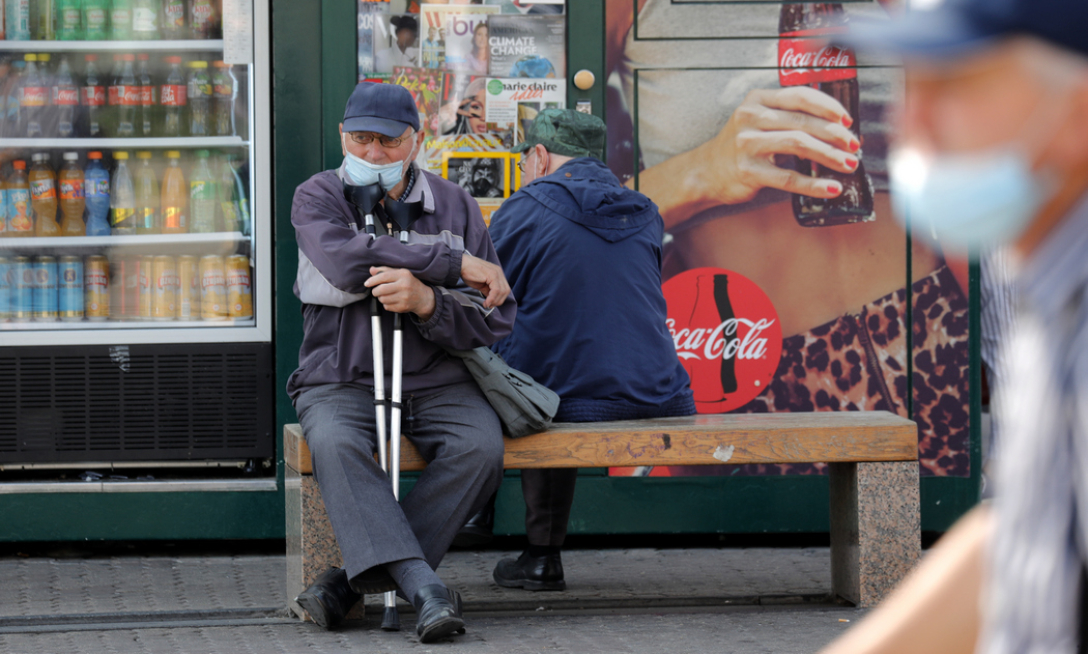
[346, 566, 397, 595]
[295, 567, 362, 629]
[493, 550, 566, 591]
[413, 584, 466, 643]
[452, 493, 496, 548]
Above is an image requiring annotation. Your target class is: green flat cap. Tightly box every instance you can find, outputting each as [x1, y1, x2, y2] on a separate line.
[513, 108, 606, 161]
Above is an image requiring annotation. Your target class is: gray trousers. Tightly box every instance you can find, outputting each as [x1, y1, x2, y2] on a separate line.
[295, 381, 504, 582]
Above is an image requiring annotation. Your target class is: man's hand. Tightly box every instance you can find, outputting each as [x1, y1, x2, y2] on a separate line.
[460, 252, 511, 308]
[365, 267, 437, 321]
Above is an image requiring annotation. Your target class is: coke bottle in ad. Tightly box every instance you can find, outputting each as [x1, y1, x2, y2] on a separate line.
[686, 273, 736, 405]
[778, 3, 874, 227]
[713, 275, 738, 394]
[81, 54, 106, 138]
[52, 56, 79, 139]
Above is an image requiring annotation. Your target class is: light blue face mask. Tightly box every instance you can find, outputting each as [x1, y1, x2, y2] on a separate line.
[889, 146, 1050, 252]
[341, 133, 413, 190]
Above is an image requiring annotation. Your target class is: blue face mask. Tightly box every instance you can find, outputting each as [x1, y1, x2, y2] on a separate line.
[341, 133, 413, 190]
[889, 147, 1050, 251]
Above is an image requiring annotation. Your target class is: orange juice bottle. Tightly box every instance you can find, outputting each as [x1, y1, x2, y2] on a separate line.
[30, 153, 60, 238]
[161, 150, 188, 234]
[58, 152, 87, 237]
[7, 161, 33, 237]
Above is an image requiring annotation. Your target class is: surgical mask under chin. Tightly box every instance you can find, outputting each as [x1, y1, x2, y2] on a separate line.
[341, 135, 409, 189]
[889, 147, 1050, 251]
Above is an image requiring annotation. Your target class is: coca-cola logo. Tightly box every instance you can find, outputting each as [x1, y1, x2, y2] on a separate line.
[82, 86, 105, 106]
[663, 268, 783, 413]
[53, 88, 79, 105]
[778, 32, 857, 87]
[21, 87, 47, 106]
[121, 86, 140, 105]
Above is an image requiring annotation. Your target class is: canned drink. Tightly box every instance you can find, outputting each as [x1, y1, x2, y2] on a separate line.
[84, 256, 110, 321]
[58, 256, 84, 321]
[199, 255, 228, 320]
[152, 256, 178, 320]
[0, 257, 10, 321]
[176, 255, 198, 320]
[225, 254, 253, 320]
[109, 257, 139, 320]
[11, 257, 33, 321]
[137, 255, 154, 319]
[32, 256, 58, 321]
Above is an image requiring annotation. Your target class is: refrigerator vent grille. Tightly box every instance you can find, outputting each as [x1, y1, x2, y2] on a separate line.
[0, 344, 273, 464]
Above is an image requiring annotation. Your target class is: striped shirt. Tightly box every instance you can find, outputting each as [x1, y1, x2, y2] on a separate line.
[979, 247, 1018, 466]
[981, 193, 1088, 654]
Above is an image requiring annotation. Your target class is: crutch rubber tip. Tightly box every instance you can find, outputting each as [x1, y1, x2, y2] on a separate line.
[381, 606, 401, 631]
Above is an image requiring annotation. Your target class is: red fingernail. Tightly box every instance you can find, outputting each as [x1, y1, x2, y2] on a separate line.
[827, 183, 842, 195]
[849, 140, 860, 152]
[845, 157, 858, 170]
[842, 115, 853, 128]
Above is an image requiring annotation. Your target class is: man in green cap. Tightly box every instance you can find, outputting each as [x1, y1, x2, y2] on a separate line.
[469, 108, 696, 590]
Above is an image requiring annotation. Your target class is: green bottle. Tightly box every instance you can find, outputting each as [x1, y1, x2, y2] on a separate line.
[189, 151, 218, 233]
[132, 0, 161, 39]
[110, 0, 133, 40]
[55, 0, 84, 40]
[83, 0, 110, 40]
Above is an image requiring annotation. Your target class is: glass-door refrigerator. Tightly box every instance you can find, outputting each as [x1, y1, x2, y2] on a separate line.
[0, 0, 272, 476]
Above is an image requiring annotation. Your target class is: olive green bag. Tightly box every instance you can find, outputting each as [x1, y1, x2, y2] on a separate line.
[444, 347, 560, 439]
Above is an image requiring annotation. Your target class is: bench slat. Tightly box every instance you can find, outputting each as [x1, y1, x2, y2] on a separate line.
[284, 411, 917, 474]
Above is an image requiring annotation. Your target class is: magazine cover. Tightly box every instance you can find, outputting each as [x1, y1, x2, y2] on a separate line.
[418, 4, 500, 70]
[484, 77, 566, 147]
[443, 152, 511, 200]
[392, 66, 443, 137]
[357, 1, 388, 77]
[420, 133, 507, 176]
[443, 12, 491, 74]
[437, 73, 489, 136]
[374, 13, 421, 74]
[483, 0, 564, 14]
[487, 15, 565, 79]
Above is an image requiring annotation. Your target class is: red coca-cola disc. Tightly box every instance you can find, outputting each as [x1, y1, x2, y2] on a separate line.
[663, 268, 783, 414]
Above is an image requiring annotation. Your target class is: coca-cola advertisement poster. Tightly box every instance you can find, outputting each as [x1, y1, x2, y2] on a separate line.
[606, 0, 970, 479]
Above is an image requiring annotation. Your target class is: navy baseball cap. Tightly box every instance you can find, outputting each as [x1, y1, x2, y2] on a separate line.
[342, 82, 420, 138]
[840, 0, 1088, 60]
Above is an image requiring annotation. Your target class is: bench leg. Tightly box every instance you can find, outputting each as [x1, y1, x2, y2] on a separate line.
[829, 461, 920, 607]
[285, 465, 366, 621]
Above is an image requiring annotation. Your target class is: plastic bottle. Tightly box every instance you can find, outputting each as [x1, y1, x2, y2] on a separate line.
[211, 61, 234, 136]
[133, 151, 159, 234]
[226, 154, 251, 236]
[189, 150, 216, 233]
[186, 60, 210, 136]
[20, 54, 45, 138]
[132, 0, 160, 39]
[1, 59, 27, 138]
[52, 56, 78, 138]
[30, 153, 60, 238]
[36, 52, 56, 136]
[58, 152, 86, 237]
[160, 56, 185, 137]
[110, 0, 133, 40]
[136, 53, 156, 137]
[106, 53, 123, 136]
[6, 0, 32, 40]
[82, 0, 110, 40]
[160, 150, 187, 234]
[84, 151, 112, 237]
[33, 0, 55, 40]
[0, 171, 7, 236]
[214, 152, 239, 232]
[115, 53, 137, 137]
[6, 160, 33, 237]
[81, 54, 106, 138]
[55, 0, 84, 39]
[110, 151, 136, 235]
[161, 0, 186, 39]
[189, 0, 216, 39]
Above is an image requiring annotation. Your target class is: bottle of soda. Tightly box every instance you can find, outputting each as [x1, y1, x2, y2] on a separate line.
[214, 151, 239, 232]
[162, 0, 187, 39]
[778, 3, 874, 227]
[81, 54, 106, 138]
[82, 0, 110, 40]
[115, 54, 137, 137]
[33, 0, 55, 40]
[0, 170, 7, 237]
[110, 0, 134, 40]
[110, 151, 136, 235]
[160, 56, 186, 136]
[211, 61, 234, 136]
[136, 53, 156, 137]
[190, 0, 217, 39]
[134, 151, 159, 234]
[1, 59, 27, 138]
[55, 0, 84, 40]
[132, 0, 161, 39]
[6, 160, 33, 237]
[36, 52, 56, 136]
[30, 153, 60, 238]
[106, 53, 124, 136]
[59, 152, 86, 237]
[84, 151, 112, 237]
[189, 150, 216, 233]
[6, 0, 32, 40]
[20, 54, 46, 138]
[187, 60, 210, 136]
[161, 150, 188, 234]
[52, 56, 78, 138]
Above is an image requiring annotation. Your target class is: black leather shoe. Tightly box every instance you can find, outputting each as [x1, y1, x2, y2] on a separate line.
[413, 584, 465, 643]
[346, 566, 397, 595]
[493, 550, 566, 591]
[294, 567, 362, 629]
[452, 493, 496, 548]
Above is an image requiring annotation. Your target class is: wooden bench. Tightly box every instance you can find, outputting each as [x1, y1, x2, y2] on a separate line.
[284, 411, 920, 618]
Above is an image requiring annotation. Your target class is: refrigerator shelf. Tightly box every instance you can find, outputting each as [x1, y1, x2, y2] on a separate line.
[0, 232, 248, 250]
[0, 137, 248, 149]
[0, 40, 225, 53]
[0, 318, 256, 330]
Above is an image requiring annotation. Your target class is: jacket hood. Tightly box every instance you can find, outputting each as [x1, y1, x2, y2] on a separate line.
[521, 158, 659, 243]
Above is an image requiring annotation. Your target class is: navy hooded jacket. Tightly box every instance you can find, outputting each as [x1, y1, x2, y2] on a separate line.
[489, 157, 695, 422]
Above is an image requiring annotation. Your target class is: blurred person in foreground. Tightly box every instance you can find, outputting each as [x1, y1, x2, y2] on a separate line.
[820, 1, 1088, 653]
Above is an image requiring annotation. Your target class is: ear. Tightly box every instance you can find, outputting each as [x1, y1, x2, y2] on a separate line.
[1047, 80, 1088, 168]
[535, 144, 549, 175]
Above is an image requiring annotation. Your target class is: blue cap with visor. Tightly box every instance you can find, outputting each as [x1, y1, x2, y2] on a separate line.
[342, 82, 421, 138]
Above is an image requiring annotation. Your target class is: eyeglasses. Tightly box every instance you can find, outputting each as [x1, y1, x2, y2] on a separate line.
[347, 131, 412, 148]
[517, 153, 532, 173]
